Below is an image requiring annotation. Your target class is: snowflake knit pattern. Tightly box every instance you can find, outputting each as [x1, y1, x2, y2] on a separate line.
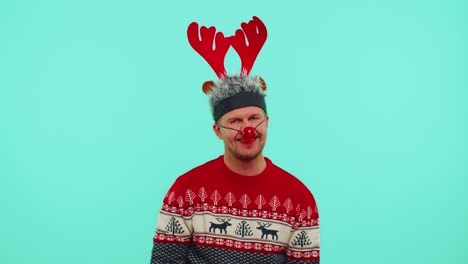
[151, 156, 320, 263]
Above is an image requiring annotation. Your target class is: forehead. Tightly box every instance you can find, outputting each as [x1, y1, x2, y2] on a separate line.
[220, 106, 265, 121]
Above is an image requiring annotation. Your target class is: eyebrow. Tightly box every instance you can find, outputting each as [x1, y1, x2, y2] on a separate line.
[226, 117, 241, 122]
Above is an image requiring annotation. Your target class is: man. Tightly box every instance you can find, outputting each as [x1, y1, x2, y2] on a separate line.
[150, 17, 320, 263]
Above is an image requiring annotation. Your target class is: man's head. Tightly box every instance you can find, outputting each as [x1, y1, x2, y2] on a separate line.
[206, 75, 268, 162]
[187, 17, 270, 162]
[204, 75, 267, 122]
[213, 106, 269, 162]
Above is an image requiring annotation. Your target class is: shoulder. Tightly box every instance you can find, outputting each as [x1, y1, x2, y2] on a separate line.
[267, 157, 311, 190]
[267, 157, 319, 210]
[181, 156, 221, 177]
[162, 156, 222, 204]
[170, 156, 222, 187]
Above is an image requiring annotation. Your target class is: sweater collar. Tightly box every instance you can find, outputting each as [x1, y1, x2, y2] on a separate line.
[218, 155, 272, 184]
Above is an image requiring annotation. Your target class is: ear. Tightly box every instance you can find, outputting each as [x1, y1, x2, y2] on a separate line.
[213, 123, 222, 139]
[265, 115, 269, 128]
[258, 77, 267, 91]
[202, 81, 215, 94]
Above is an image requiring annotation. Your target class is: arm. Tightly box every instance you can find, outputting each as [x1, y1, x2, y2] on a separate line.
[285, 222, 320, 264]
[150, 181, 193, 263]
[285, 191, 320, 263]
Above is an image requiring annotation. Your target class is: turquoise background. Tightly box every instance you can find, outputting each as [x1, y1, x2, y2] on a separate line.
[1, 0, 466, 263]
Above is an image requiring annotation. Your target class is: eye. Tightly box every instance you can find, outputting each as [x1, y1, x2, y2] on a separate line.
[230, 119, 239, 124]
[250, 116, 259, 121]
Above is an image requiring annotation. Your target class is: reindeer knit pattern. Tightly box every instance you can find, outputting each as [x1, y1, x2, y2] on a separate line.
[151, 156, 320, 263]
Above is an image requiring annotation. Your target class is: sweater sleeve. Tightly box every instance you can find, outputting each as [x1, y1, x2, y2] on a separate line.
[150, 179, 193, 264]
[285, 188, 320, 264]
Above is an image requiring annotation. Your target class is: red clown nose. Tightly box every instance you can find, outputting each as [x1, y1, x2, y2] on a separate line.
[242, 127, 257, 142]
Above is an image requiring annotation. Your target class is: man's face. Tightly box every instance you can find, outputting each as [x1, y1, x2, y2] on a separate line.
[213, 106, 269, 162]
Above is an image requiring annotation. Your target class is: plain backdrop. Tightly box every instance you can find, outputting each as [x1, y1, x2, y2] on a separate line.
[1, 0, 467, 263]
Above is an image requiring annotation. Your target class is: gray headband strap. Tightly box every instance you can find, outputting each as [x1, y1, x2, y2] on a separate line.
[213, 91, 266, 121]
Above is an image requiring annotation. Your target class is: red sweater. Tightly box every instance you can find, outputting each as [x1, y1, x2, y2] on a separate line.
[151, 156, 320, 263]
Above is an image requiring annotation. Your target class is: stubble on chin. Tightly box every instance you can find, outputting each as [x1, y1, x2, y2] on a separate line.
[229, 140, 266, 162]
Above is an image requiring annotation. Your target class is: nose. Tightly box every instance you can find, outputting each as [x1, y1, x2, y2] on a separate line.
[242, 126, 256, 140]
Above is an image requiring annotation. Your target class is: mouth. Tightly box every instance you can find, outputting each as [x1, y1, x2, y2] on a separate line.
[242, 139, 255, 144]
[237, 135, 260, 145]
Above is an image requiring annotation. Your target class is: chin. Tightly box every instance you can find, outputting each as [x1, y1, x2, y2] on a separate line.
[235, 153, 260, 162]
[233, 148, 264, 162]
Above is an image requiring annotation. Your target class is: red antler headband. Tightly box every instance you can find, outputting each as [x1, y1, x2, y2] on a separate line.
[231, 16, 268, 76]
[187, 22, 231, 79]
[187, 16, 268, 121]
[187, 16, 267, 78]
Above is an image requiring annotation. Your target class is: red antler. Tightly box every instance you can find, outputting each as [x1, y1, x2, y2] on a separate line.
[187, 22, 231, 79]
[230, 16, 268, 75]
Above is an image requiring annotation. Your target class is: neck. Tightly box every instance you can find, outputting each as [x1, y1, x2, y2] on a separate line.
[223, 153, 267, 176]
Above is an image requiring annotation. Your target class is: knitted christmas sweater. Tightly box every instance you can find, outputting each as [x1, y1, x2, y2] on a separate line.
[151, 156, 320, 263]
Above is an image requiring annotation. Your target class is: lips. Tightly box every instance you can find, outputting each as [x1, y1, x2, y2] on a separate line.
[242, 139, 255, 144]
[238, 135, 259, 145]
